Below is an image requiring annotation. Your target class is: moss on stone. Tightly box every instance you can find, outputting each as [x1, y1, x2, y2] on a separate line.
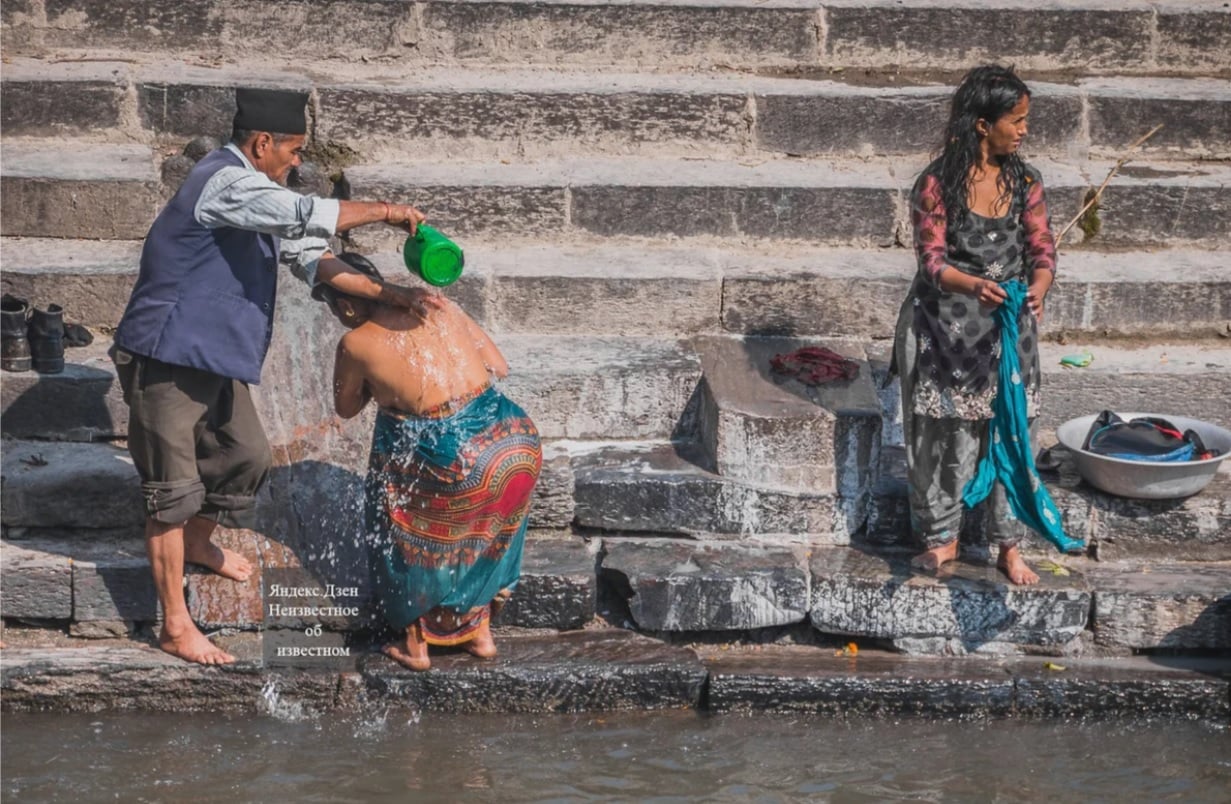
[1078, 188, 1102, 240]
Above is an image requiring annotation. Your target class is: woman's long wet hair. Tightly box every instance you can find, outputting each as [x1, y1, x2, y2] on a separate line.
[936, 65, 1031, 228]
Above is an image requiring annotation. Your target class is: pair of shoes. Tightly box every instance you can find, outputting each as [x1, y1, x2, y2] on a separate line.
[1, 294, 66, 374]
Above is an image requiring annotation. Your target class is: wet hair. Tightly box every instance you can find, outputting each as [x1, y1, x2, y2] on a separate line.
[312, 252, 384, 307]
[934, 65, 1031, 228]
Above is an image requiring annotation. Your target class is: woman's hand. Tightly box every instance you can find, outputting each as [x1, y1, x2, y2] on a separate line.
[972, 278, 1007, 308]
[1027, 280, 1049, 324]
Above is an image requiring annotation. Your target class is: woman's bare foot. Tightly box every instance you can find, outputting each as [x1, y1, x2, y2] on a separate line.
[159, 618, 235, 665]
[997, 545, 1040, 586]
[184, 539, 252, 582]
[911, 539, 959, 575]
[384, 623, 430, 671]
[465, 620, 497, 660]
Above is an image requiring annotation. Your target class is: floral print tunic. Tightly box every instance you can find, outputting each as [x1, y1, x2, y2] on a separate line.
[898, 160, 1057, 420]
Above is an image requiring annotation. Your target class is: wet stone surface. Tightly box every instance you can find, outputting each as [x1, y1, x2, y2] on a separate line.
[601, 538, 810, 632]
[359, 630, 707, 713]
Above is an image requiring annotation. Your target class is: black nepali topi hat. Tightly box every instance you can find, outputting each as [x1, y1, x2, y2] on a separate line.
[233, 87, 309, 135]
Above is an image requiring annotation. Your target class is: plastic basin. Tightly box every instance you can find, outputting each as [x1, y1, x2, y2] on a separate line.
[1055, 412, 1231, 500]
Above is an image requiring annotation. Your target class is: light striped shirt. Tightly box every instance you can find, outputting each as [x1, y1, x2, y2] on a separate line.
[194, 143, 341, 285]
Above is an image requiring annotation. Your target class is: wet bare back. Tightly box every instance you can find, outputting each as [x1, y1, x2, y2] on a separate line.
[335, 300, 507, 417]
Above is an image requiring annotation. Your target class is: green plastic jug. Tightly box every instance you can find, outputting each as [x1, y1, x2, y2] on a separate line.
[403, 224, 464, 287]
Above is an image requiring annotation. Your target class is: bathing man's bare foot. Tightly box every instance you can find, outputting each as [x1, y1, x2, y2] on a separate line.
[159, 619, 235, 665]
[997, 544, 1040, 586]
[184, 539, 252, 582]
[911, 539, 959, 575]
[383, 622, 430, 671]
[465, 619, 497, 660]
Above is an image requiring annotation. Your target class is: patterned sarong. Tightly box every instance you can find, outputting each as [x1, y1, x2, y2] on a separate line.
[365, 385, 542, 642]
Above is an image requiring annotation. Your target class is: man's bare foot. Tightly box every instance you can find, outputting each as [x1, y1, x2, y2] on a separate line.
[911, 539, 959, 575]
[184, 539, 252, 582]
[159, 621, 235, 665]
[465, 620, 497, 660]
[997, 545, 1040, 586]
[384, 623, 430, 671]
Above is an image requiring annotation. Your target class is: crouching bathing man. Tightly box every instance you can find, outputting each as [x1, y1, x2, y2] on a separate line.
[318, 254, 541, 671]
[113, 88, 441, 664]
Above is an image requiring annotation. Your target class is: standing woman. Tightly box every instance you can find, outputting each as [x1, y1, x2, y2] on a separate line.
[893, 65, 1060, 585]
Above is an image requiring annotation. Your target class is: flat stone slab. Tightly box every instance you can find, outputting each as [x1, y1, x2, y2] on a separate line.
[1, 440, 142, 530]
[360, 629, 707, 712]
[706, 646, 1230, 720]
[499, 335, 701, 440]
[0, 142, 160, 239]
[0, 540, 72, 620]
[1, 535, 153, 623]
[809, 547, 1091, 654]
[493, 532, 597, 630]
[572, 441, 858, 541]
[0, 339, 126, 441]
[0, 237, 141, 329]
[695, 335, 880, 493]
[601, 538, 810, 631]
[1087, 562, 1231, 650]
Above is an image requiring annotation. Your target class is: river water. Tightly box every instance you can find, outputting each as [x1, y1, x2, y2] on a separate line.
[3, 711, 1228, 802]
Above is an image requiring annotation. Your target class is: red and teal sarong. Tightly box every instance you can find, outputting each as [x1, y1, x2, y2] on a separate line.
[365, 385, 541, 644]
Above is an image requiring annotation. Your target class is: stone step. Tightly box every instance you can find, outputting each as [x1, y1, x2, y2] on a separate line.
[0, 441, 143, 530]
[866, 442, 1231, 563]
[343, 156, 1231, 250]
[0, 530, 598, 632]
[4, 237, 1228, 339]
[0, 331, 703, 443]
[693, 335, 881, 494]
[1086, 561, 1231, 651]
[5, 59, 1228, 160]
[0, 630, 709, 714]
[572, 441, 864, 541]
[0, 142, 160, 239]
[2, 1, 1225, 74]
[704, 648, 1230, 719]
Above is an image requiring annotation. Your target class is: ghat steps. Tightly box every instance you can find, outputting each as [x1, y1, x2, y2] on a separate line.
[1, 0, 1228, 659]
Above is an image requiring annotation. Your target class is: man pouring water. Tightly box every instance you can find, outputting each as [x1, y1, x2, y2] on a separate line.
[111, 87, 440, 665]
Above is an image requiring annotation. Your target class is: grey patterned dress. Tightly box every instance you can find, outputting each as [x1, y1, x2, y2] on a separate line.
[892, 160, 1056, 548]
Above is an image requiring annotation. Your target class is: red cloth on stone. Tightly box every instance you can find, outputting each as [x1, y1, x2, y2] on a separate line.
[769, 347, 859, 385]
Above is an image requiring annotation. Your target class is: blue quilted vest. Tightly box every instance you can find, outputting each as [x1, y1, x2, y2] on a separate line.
[115, 148, 279, 385]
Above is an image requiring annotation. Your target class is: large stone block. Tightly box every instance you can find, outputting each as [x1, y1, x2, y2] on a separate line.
[1089, 564, 1231, 650]
[694, 335, 880, 494]
[43, 0, 223, 50]
[528, 445, 575, 529]
[0, 540, 72, 620]
[482, 243, 722, 337]
[1083, 473, 1231, 563]
[756, 83, 1082, 158]
[1, 441, 143, 529]
[1085, 78, 1231, 160]
[317, 83, 748, 160]
[184, 528, 265, 630]
[422, 3, 818, 68]
[498, 336, 702, 440]
[0, 143, 159, 240]
[72, 544, 158, 622]
[809, 548, 1091, 654]
[572, 185, 897, 244]
[825, 6, 1153, 73]
[573, 442, 858, 541]
[1037, 342, 1231, 434]
[493, 533, 596, 630]
[706, 648, 1015, 717]
[601, 538, 810, 631]
[213, 0, 415, 60]
[0, 344, 127, 441]
[1013, 656, 1231, 720]
[1156, 9, 1231, 73]
[1087, 171, 1230, 247]
[361, 630, 707, 712]
[0, 78, 125, 136]
[0, 238, 140, 329]
[138, 82, 237, 140]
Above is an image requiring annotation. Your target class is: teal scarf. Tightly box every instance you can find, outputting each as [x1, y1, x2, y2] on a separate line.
[962, 280, 1084, 553]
